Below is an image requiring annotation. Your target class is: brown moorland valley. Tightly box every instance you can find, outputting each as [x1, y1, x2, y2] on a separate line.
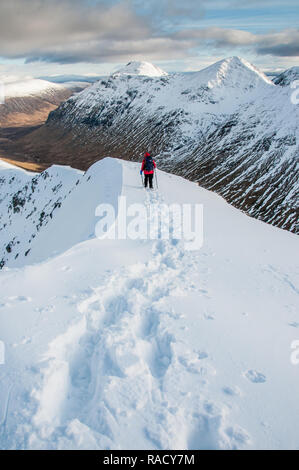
[0, 126, 49, 172]
[0, 87, 73, 172]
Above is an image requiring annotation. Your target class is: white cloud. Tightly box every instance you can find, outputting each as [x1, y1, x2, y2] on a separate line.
[175, 27, 299, 57]
[0, 0, 297, 73]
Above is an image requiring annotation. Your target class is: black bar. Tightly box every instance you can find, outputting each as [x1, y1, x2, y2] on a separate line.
[0, 449, 297, 466]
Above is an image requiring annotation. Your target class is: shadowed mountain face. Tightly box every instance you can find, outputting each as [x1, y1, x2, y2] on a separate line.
[8, 58, 299, 234]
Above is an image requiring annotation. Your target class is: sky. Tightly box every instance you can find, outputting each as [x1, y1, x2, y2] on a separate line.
[0, 0, 298, 80]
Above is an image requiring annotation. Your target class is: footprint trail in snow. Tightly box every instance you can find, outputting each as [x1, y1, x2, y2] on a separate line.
[1, 159, 298, 450]
[29, 188, 250, 450]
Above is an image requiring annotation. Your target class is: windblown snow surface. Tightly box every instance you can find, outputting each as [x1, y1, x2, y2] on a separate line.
[0, 157, 298, 450]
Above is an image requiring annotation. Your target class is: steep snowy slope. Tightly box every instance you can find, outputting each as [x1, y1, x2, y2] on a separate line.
[17, 57, 298, 233]
[0, 159, 34, 197]
[0, 157, 298, 450]
[0, 163, 82, 269]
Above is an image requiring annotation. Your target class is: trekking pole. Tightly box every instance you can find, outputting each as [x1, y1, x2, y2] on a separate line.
[140, 172, 144, 187]
[155, 170, 158, 189]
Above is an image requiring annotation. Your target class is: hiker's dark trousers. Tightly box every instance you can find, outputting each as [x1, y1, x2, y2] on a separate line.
[144, 173, 153, 189]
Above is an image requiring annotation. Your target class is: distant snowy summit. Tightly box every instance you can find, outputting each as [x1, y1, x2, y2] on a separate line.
[273, 66, 299, 86]
[189, 56, 273, 90]
[3, 78, 66, 98]
[112, 61, 168, 78]
[0, 76, 71, 127]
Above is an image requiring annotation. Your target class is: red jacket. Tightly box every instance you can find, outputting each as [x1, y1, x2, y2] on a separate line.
[141, 158, 156, 175]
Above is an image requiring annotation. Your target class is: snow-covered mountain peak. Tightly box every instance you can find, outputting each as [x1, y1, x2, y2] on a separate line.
[191, 56, 273, 90]
[112, 61, 168, 77]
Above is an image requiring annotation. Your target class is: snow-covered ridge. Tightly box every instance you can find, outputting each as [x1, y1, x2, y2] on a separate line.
[0, 157, 298, 450]
[113, 61, 168, 77]
[63, 56, 272, 123]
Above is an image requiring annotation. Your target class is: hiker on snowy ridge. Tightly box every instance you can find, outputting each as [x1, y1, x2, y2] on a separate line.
[140, 152, 157, 189]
